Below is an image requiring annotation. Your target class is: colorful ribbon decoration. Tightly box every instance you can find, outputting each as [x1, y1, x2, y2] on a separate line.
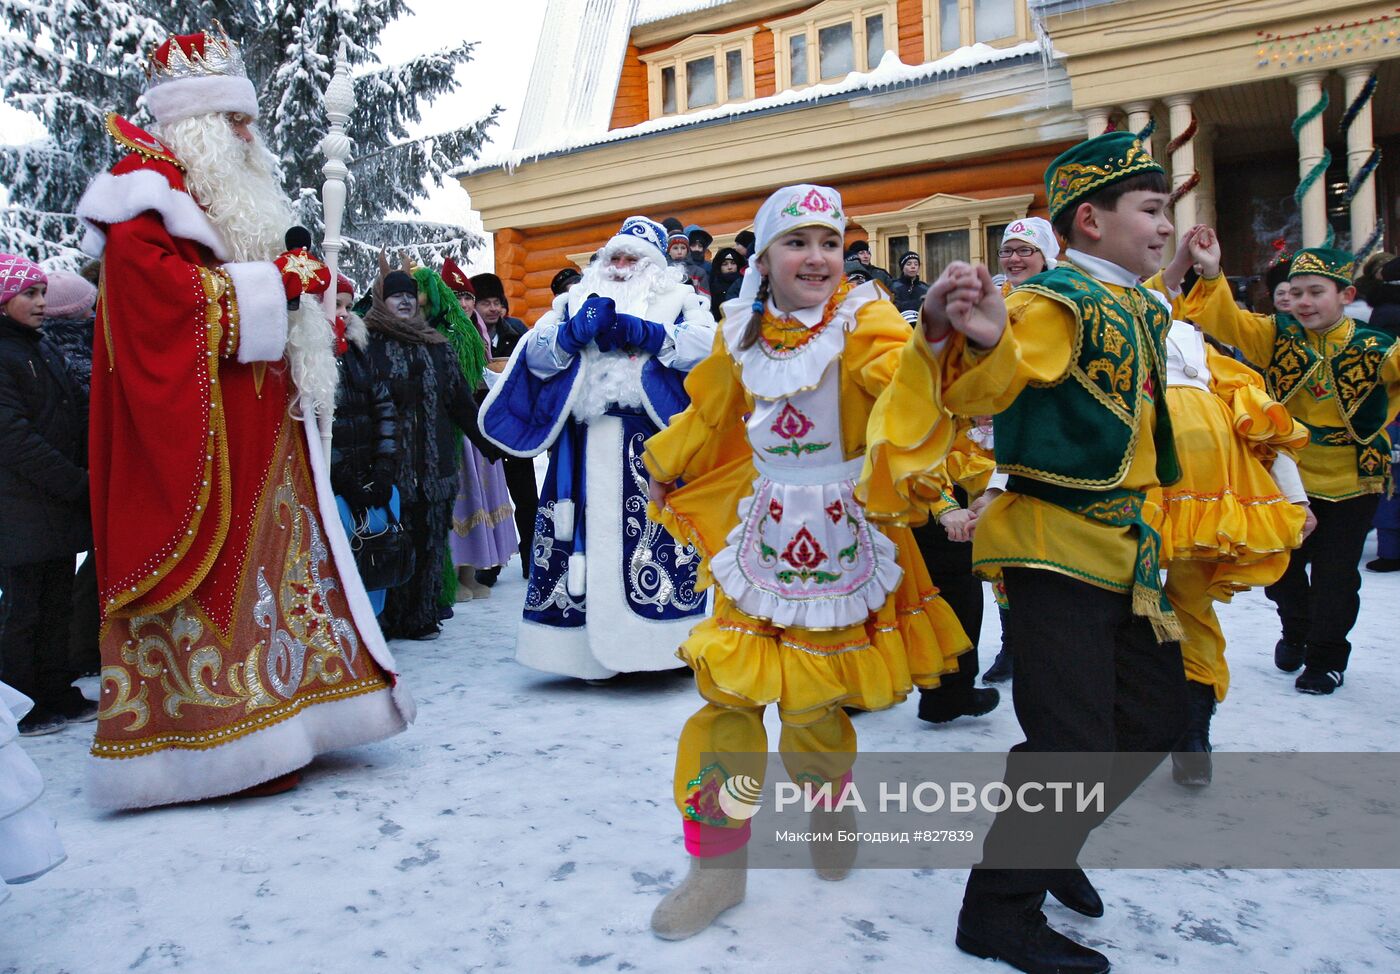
[1341, 71, 1383, 258]
[1165, 110, 1200, 208]
[1291, 86, 1334, 248]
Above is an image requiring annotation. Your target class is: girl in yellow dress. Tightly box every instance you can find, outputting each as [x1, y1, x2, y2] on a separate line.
[1156, 234, 1311, 784]
[643, 184, 969, 940]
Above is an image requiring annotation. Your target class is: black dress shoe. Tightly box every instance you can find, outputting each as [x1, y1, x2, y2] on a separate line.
[983, 649, 1013, 684]
[1274, 638, 1304, 673]
[957, 895, 1110, 974]
[1365, 557, 1400, 573]
[1295, 666, 1342, 695]
[918, 686, 1000, 724]
[1048, 868, 1104, 918]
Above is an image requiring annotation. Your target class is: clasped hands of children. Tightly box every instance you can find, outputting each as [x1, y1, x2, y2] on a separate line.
[646, 262, 1010, 510]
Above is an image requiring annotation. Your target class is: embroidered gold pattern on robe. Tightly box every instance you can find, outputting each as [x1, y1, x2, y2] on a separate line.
[94, 429, 389, 758]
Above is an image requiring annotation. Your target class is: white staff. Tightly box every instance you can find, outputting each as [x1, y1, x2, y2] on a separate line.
[317, 37, 355, 467]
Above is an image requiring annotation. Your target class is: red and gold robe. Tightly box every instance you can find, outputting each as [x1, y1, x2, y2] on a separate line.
[75, 116, 413, 809]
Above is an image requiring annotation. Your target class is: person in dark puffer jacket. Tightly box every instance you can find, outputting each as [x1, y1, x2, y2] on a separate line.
[0, 254, 97, 736]
[331, 277, 400, 616]
[38, 266, 102, 679]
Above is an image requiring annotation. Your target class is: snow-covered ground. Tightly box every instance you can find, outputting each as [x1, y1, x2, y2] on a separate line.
[5, 537, 1399, 973]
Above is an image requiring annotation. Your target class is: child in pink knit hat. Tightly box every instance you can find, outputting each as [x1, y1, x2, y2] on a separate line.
[0, 252, 96, 736]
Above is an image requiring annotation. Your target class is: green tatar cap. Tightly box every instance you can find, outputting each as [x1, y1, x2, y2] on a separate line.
[1288, 247, 1356, 286]
[1046, 131, 1166, 221]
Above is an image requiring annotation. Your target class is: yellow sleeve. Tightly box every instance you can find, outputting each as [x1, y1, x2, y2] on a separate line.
[1142, 271, 1187, 319]
[858, 292, 1074, 522]
[1205, 344, 1307, 459]
[941, 290, 1077, 416]
[642, 326, 749, 485]
[1383, 344, 1400, 429]
[844, 298, 925, 396]
[1179, 274, 1277, 366]
[947, 430, 997, 497]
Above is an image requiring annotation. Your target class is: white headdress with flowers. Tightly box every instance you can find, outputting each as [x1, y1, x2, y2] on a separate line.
[1001, 217, 1059, 268]
[738, 184, 847, 305]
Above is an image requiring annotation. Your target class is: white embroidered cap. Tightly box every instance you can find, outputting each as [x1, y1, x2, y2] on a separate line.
[753, 184, 846, 258]
[1001, 217, 1059, 268]
[738, 184, 847, 305]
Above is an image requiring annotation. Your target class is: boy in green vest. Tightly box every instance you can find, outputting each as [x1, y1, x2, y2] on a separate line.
[866, 130, 1190, 974]
[1180, 232, 1400, 694]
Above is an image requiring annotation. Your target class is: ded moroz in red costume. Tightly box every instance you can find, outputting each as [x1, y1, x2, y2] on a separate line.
[74, 29, 413, 810]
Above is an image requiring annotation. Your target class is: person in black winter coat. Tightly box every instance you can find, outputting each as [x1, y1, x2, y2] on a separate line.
[1359, 253, 1400, 339]
[0, 254, 97, 735]
[845, 239, 893, 289]
[39, 266, 101, 679]
[364, 271, 493, 640]
[331, 306, 398, 513]
[706, 247, 743, 320]
[890, 251, 929, 314]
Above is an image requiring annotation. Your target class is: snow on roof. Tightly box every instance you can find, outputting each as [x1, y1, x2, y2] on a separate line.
[510, 0, 637, 157]
[633, 0, 736, 26]
[462, 41, 1051, 175]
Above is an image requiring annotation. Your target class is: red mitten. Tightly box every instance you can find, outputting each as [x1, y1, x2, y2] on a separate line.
[275, 249, 332, 301]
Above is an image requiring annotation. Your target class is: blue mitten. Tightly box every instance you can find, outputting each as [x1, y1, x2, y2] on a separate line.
[615, 313, 668, 355]
[557, 295, 615, 355]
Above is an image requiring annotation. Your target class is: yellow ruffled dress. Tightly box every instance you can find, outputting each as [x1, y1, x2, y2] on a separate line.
[643, 283, 969, 724]
[1162, 322, 1308, 598]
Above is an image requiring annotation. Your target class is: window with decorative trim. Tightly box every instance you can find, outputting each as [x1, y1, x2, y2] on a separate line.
[641, 29, 758, 117]
[923, 0, 1031, 58]
[853, 192, 1035, 277]
[766, 0, 899, 92]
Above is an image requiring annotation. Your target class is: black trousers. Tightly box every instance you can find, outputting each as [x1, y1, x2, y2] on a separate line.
[501, 456, 539, 565]
[69, 554, 100, 676]
[0, 558, 79, 709]
[912, 514, 983, 705]
[1266, 493, 1380, 672]
[964, 568, 1187, 902]
[382, 496, 452, 638]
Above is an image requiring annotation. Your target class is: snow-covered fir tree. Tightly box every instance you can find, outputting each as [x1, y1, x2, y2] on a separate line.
[0, 0, 497, 281]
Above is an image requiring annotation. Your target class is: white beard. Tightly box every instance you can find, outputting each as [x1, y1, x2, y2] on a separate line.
[157, 115, 291, 262]
[157, 114, 339, 424]
[574, 245, 682, 318]
[567, 245, 680, 421]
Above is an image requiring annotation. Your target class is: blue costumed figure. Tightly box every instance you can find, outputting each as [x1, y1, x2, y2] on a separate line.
[479, 217, 716, 678]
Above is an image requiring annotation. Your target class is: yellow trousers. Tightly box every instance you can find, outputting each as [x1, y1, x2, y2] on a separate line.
[1164, 560, 1228, 701]
[673, 686, 855, 856]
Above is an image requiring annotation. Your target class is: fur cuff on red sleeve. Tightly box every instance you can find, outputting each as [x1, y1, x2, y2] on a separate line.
[224, 261, 288, 363]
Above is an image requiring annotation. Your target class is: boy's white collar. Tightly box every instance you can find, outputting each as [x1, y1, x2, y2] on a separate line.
[1065, 248, 1140, 288]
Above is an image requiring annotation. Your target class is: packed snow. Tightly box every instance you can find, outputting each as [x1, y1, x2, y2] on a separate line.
[4, 531, 1398, 972]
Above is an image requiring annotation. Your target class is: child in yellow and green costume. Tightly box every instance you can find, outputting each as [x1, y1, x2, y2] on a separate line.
[642, 183, 970, 941]
[862, 131, 1193, 974]
[1179, 232, 1400, 695]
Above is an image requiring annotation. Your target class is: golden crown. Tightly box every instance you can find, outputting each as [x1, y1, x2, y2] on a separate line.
[144, 26, 247, 85]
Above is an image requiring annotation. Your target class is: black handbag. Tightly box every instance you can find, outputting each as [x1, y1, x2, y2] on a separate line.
[348, 501, 416, 592]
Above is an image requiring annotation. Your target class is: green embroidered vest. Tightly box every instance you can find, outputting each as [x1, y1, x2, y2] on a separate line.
[993, 265, 1180, 490]
[1266, 316, 1397, 486]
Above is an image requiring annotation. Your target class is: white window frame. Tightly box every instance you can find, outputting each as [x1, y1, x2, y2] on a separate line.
[766, 0, 900, 92]
[641, 29, 759, 117]
[852, 192, 1035, 270]
[923, 0, 1032, 59]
